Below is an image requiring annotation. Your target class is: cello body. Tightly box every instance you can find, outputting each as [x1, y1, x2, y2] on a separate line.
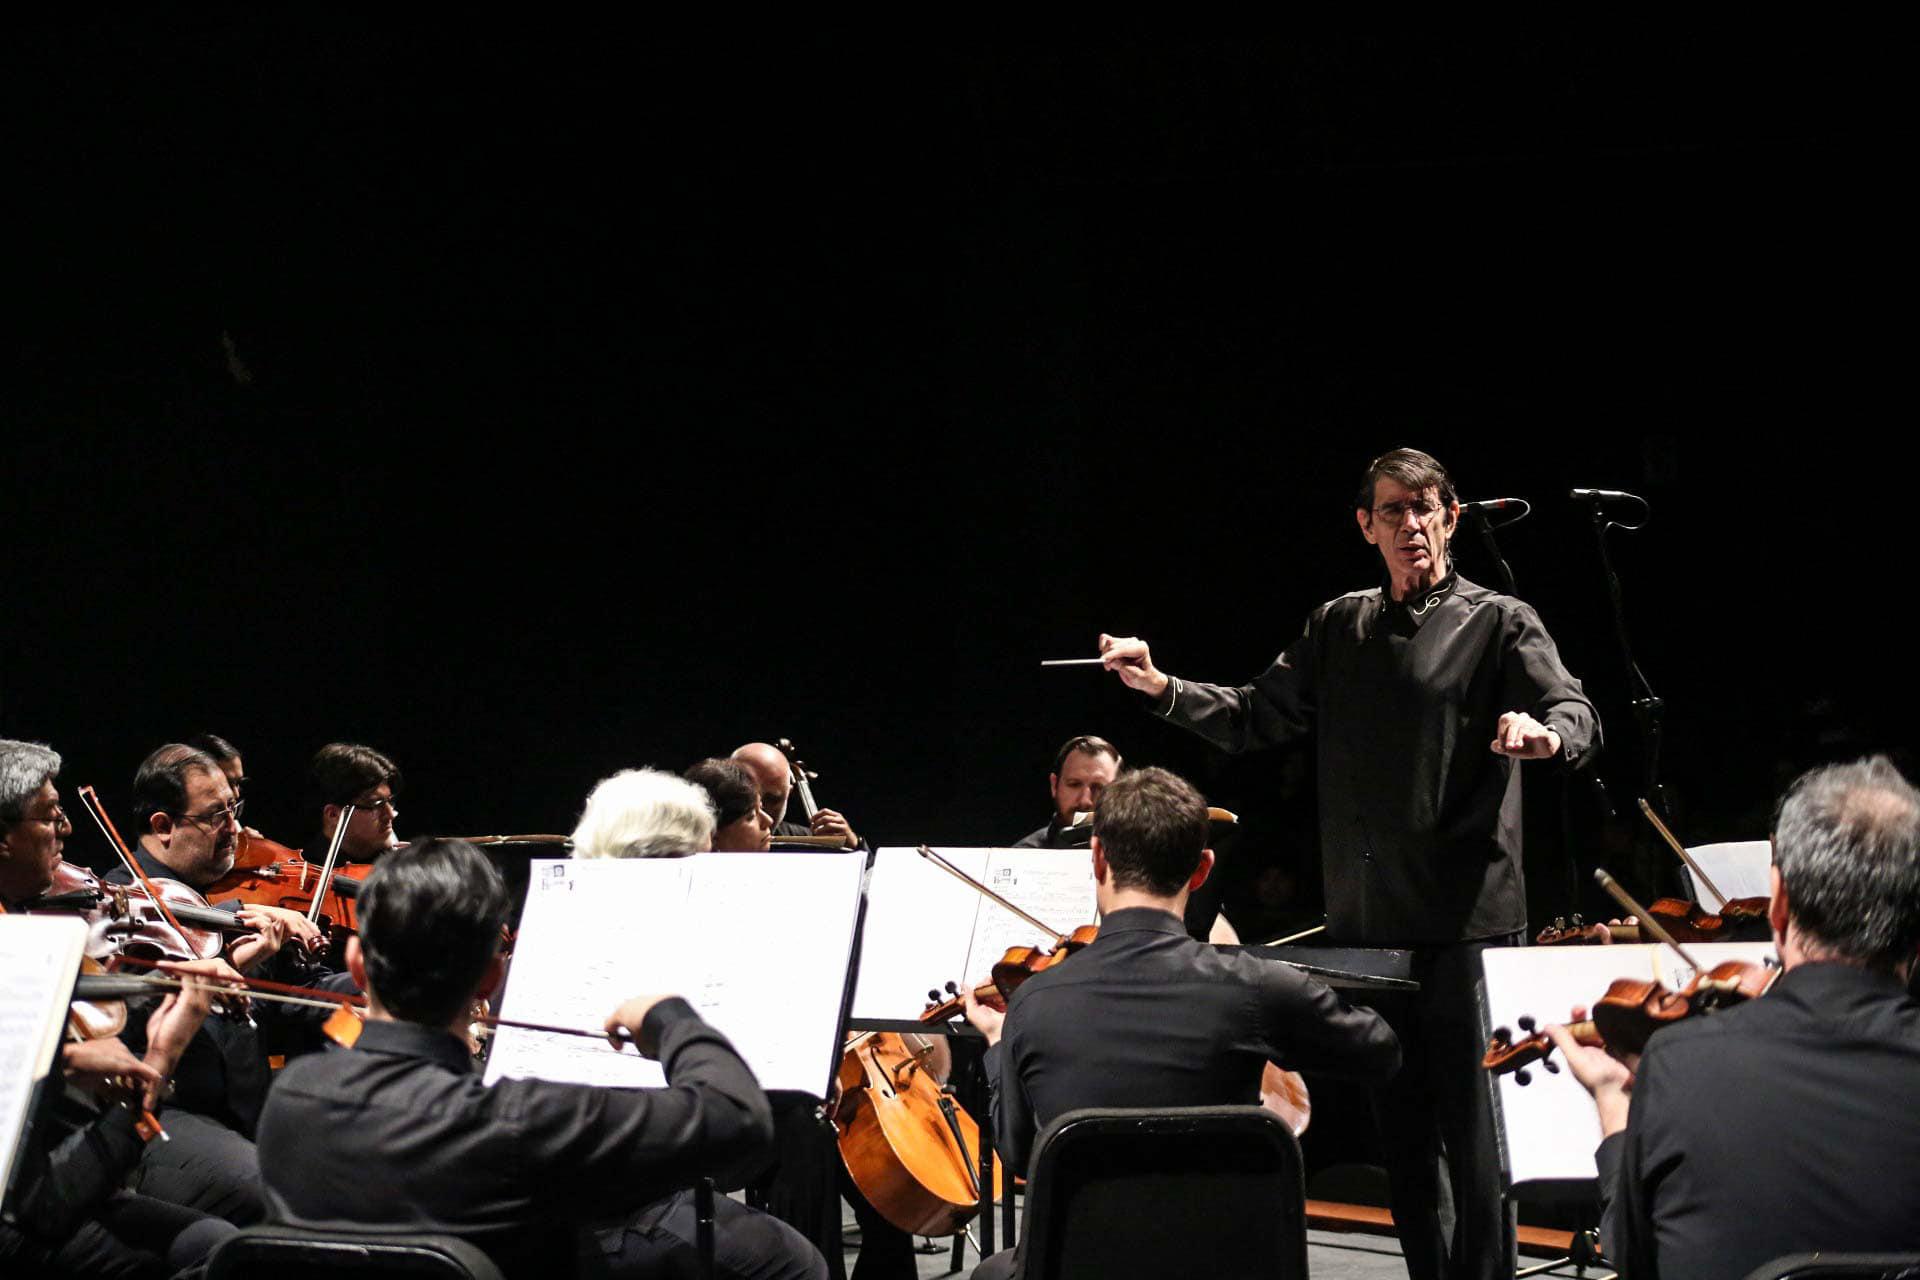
[835, 1032, 1004, 1237]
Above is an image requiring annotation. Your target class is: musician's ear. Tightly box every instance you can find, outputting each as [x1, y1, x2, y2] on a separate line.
[148, 811, 174, 842]
[1768, 864, 1790, 941]
[476, 952, 507, 1003]
[1187, 848, 1216, 894]
[1090, 837, 1109, 886]
[321, 803, 340, 834]
[345, 934, 368, 992]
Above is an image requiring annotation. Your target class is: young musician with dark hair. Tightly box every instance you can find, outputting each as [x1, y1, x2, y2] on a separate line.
[305, 742, 403, 864]
[258, 838, 826, 1280]
[963, 767, 1400, 1280]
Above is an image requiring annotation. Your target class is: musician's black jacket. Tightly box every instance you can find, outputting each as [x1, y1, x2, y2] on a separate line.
[1594, 962, 1920, 1280]
[983, 907, 1399, 1176]
[257, 999, 773, 1279]
[1152, 572, 1599, 945]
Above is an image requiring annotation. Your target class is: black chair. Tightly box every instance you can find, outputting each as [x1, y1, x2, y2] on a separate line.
[206, 1226, 508, 1280]
[1012, 1105, 1306, 1280]
[1743, 1256, 1920, 1280]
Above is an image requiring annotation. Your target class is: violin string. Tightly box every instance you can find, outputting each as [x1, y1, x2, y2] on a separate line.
[914, 845, 1064, 943]
[75, 786, 199, 956]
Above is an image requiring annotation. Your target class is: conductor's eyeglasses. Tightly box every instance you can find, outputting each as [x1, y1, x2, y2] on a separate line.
[1371, 499, 1444, 527]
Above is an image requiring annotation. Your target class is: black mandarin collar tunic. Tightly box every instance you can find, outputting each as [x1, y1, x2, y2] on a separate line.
[1155, 573, 1599, 945]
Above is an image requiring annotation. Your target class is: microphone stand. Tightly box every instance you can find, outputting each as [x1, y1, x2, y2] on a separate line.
[1470, 509, 1520, 594]
[1578, 491, 1673, 870]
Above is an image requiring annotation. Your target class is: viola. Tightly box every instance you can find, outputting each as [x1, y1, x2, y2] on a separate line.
[1483, 958, 1781, 1084]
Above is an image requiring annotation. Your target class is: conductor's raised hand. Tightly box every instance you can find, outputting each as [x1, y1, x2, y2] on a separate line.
[1491, 711, 1561, 759]
[1099, 634, 1169, 699]
[606, 993, 676, 1056]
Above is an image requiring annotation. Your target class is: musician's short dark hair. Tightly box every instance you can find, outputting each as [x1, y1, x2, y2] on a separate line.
[131, 744, 222, 832]
[1092, 767, 1209, 896]
[358, 839, 509, 1026]
[185, 733, 241, 765]
[1772, 755, 1920, 970]
[309, 743, 403, 808]
[684, 758, 761, 830]
[1051, 735, 1122, 776]
[1356, 447, 1458, 513]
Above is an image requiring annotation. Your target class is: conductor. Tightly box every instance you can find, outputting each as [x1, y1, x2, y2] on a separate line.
[1099, 447, 1600, 1280]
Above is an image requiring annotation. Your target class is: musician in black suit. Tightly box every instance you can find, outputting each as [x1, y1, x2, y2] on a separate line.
[963, 766, 1400, 1280]
[1550, 756, 1920, 1280]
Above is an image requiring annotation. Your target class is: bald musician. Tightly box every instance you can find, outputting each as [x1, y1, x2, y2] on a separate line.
[731, 743, 859, 848]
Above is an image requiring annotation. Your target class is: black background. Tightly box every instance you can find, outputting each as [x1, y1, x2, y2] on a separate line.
[5, 23, 1903, 936]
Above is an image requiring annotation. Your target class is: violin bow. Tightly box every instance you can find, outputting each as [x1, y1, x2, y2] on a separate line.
[1636, 798, 1733, 908]
[103, 957, 639, 1046]
[305, 805, 356, 928]
[915, 845, 1066, 945]
[74, 785, 198, 955]
[1594, 868, 1706, 973]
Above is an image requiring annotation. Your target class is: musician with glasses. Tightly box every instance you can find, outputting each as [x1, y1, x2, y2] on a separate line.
[97, 744, 308, 1226]
[1099, 447, 1600, 1280]
[306, 742, 404, 865]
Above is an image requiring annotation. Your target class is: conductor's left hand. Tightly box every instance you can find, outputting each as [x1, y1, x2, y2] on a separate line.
[1491, 711, 1561, 759]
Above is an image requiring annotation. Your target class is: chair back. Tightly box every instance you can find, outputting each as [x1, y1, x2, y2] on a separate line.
[1015, 1105, 1305, 1280]
[1742, 1254, 1920, 1280]
[207, 1226, 508, 1280]
[1678, 839, 1772, 910]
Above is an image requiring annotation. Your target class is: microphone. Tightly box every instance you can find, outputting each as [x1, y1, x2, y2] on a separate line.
[1569, 488, 1646, 505]
[1460, 497, 1530, 518]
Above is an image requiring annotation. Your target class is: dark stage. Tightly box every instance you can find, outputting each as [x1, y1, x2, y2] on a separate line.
[6, 24, 1900, 934]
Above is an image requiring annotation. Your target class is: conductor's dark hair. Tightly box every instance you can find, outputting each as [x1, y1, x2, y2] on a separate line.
[358, 839, 509, 1026]
[1356, 447, 1458, 513]
[131, 744, 222, 833]
[308, 743, 403, 808]
[684, 758, 761, 830]
[1092, 767, 1209, 896]
[1051, 735, 1122, 776]
[185, 733, 241, 765]
[1772, 756, 1920, 971]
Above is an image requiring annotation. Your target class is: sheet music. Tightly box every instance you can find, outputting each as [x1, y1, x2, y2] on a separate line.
[961, 850, 1098, 979]
[1686, 841, 1773, 910]
[851, 847, 1097, 1022]
[1482, 941, 1777, 1189]
[485, 852, 863, 1097]
[2, 917, 89, 1210]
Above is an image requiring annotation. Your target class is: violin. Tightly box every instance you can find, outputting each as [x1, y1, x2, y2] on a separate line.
[202, 831, 368, 937]
[1483, 958, 1781, 1084]
[1535, 895, 1772, 947]
[25, 862, 260, 962]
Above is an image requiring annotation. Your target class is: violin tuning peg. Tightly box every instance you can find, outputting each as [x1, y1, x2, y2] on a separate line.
[1517, 1015, 1536, 1032]
[945, 981, 958, 994]
[1514, 1069, 1531, 1086]
[1492, 1026, 1511, 1045]
[927, 990, 942, 1003]
[1543, 1059, 1561, 1074]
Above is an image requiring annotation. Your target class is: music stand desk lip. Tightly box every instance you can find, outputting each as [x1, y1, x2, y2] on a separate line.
[846, 1017, 984, 1037]
[1223, 943, 1422, 992]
